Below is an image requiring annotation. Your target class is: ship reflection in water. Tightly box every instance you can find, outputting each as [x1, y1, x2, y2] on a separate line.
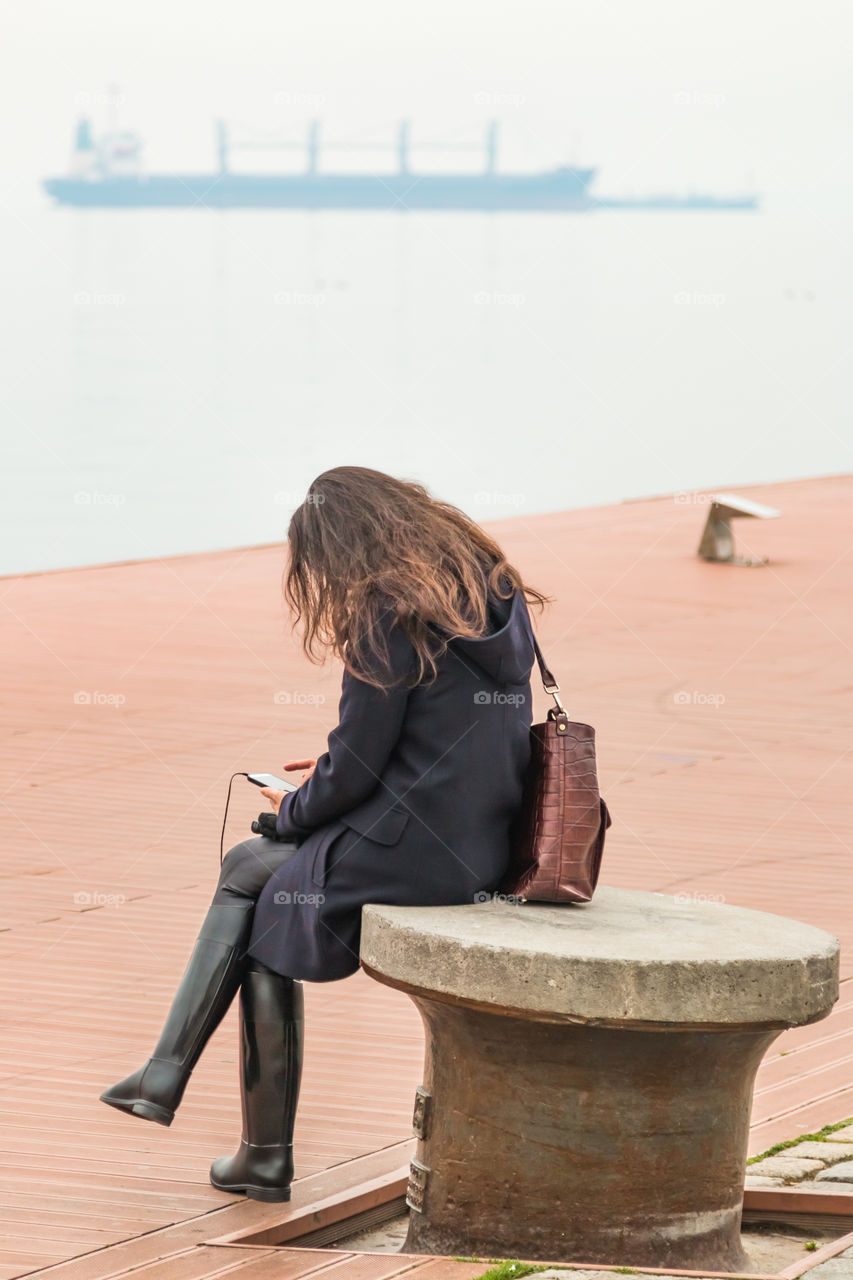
[43, 117, 758, 212]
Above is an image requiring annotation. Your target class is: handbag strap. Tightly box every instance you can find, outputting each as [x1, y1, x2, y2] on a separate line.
[529, 628, 568, 717]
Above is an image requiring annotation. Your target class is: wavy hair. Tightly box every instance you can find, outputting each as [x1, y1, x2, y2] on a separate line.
[282, 466, 552, 692]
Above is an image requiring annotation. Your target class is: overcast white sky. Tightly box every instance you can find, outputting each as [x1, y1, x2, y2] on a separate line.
[2, 0, 851, 207]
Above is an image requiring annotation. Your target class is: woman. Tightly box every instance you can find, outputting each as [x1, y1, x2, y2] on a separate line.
[101, 465, 548, 1202]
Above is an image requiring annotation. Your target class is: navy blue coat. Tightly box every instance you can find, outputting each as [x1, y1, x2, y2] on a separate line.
[247, 585, 535, 982]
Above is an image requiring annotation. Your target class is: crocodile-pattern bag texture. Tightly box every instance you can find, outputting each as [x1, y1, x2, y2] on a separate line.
[498, 634, 612, 904]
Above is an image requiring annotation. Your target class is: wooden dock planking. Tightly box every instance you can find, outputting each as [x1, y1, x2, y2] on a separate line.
[1, 472, 851, 1277]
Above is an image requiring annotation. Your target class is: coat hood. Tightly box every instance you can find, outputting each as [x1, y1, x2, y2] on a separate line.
[447, 586, 536, 686]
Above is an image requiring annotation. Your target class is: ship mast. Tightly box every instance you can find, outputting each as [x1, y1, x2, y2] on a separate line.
[397, 121, 410, 175]
[485, 120, 499, 176]
[307, 119, 320, 175]
[216, 119, 229, 175]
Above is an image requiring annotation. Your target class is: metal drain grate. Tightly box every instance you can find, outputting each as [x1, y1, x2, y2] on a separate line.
[743, 1207, 853, 1234]
[284, 1195, 409, 1249]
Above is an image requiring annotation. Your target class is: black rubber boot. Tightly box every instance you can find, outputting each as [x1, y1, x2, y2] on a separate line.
[209, 959, 304, 1202]
[100, 902, 254, 1126]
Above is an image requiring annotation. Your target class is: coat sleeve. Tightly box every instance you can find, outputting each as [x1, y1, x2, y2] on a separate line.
[275, 614, 418, 838]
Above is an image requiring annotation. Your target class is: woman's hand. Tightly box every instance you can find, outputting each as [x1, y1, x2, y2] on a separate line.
[259, 788, 286, 814]
[284, 757, 317, 783]
[259, 759, 318, 815]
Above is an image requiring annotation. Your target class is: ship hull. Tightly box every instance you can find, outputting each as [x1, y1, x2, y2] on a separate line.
[596, 195, 758, 210]
[42, 169, 597, 210]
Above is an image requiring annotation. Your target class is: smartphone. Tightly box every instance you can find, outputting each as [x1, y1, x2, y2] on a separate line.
[247, 773, 298, 793]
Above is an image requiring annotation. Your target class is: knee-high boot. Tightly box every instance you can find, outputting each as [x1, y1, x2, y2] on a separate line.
[100, 901, 254, 1126]
[209, 959, 304, 1202]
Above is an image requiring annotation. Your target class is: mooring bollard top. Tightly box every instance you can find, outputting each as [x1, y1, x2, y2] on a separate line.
[359, 887, 839, 1028]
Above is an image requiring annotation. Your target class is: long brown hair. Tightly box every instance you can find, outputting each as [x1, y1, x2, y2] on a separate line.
[283, 466, 551, 691]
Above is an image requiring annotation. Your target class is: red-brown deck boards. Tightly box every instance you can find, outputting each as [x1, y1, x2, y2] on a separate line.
[2, 473, 851, 1277]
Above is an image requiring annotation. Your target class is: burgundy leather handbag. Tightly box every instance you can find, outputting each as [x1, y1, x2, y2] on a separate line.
[497, 633, 611, 904]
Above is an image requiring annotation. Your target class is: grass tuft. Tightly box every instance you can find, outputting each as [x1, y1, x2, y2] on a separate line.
[466, 1261, 555, 1280]
[747, 1117, 852, 1164]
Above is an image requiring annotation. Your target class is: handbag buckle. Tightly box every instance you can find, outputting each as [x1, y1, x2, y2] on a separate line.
[544, 681, 568, 717]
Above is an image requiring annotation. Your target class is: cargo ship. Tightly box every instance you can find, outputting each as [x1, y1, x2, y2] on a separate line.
[42, 117, 758, 212]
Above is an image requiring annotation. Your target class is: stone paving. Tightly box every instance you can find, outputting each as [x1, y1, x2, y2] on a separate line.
[453, 1255, 853, 1280]
[471, 1264, 853, 1280]
[487, 1249, 853, 1280]
[340, 1120, 853, 1279]
[331, 1210, 850, 1277]
[746, 1124, 853, 1190]
[802, 1251, 853, 1280]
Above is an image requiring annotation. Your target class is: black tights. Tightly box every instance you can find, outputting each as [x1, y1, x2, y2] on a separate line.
[213, 834, 301, 905]
[211, 835, 301, 974]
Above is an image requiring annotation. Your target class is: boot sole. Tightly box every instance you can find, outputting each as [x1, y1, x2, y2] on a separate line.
[209, 1175, 291, 1202]
[100, 1093, 175, 1127]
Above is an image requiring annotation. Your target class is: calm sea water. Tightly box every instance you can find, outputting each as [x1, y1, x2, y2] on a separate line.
[1, 206, 849, 575]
